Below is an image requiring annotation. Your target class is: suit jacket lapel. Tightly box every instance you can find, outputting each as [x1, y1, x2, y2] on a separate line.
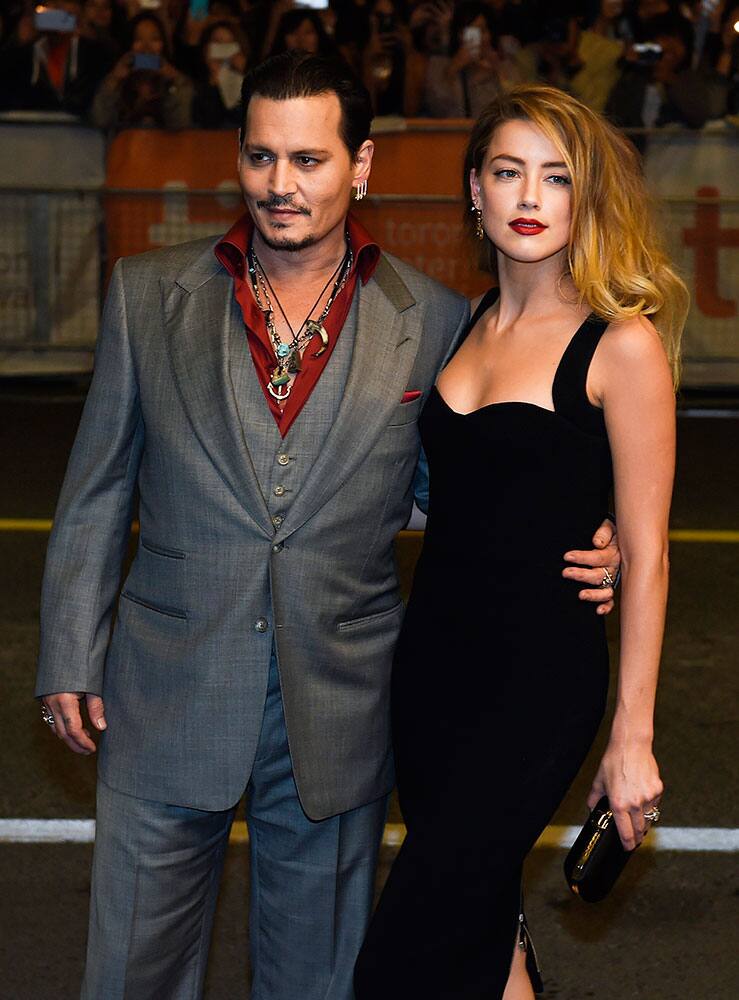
[279, 256, 421, 541]
[162, 250, 273, 538]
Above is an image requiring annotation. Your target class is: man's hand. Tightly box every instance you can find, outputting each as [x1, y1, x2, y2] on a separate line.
[562, 518, 620, 614]
[40, 692, 107, 755]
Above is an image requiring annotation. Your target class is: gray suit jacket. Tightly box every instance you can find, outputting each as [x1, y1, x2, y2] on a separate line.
[35, 235, 469, 818]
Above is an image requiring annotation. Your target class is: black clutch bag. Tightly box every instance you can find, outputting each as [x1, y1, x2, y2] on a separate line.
[564, 796, 634, 902]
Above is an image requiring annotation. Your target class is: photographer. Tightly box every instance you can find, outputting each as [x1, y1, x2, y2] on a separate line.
[90, 10, 193, 129]
[0, 0, 112, 115]
[605, 13, 728, 129]
[423, 1, 505, 118]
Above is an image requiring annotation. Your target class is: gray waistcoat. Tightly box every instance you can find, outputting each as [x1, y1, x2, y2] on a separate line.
[231, 293, 358, 521]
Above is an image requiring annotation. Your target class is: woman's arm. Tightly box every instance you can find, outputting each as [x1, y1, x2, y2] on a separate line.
[587, 315, 675, 850]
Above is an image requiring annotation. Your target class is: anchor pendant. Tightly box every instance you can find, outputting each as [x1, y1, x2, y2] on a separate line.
[267, 380, 291, 401]
[305, 320, 329, 357]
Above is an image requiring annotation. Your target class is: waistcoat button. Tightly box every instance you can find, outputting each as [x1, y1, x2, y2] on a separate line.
[277, 453, 289, 466]
[254, 617, 269, 633]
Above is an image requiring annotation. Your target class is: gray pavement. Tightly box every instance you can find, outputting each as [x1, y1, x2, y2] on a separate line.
[0, 383, 737, 999]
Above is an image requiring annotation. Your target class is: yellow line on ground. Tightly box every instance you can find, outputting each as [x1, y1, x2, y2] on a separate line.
[1, 521, 737, 543]
[668, 529, 739, 543]
[0, 519, 140, 533]
[0, 518, 53, 531]
[401, 529, 739, 543]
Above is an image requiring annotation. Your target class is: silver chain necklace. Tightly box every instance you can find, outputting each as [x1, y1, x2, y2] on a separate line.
[247, 239, 354, 401]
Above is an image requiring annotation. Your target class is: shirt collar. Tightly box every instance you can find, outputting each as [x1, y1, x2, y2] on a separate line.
[215, 211, 380, 286]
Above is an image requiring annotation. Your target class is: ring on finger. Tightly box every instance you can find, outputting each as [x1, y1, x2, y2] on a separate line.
[41, 704, 56, 727]
[643, 805, 661, 824]
[600, 569, 615, 589]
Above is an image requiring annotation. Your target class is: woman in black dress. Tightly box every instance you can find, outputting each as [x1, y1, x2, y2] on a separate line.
[355, 86, 688, 999]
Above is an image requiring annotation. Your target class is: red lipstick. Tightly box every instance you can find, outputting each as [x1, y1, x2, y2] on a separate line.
[509, 218, 548, 235]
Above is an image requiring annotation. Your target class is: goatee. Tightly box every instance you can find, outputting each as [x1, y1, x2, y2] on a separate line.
[259, 232, 318, 253]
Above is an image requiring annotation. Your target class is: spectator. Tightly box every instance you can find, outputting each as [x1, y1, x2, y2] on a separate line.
[80, 0, 121, 58]
[625, 0, 692, 43]
[361, 0, 410, 115]
[268, 9, 337, 57]
[0, 0, 113, 115]
[526, 13, 582, 89]
[90, 11, 193, 128]
[192, 17, 248, 126]
[605, 12, 727, 129]
[422, 1, 505, 117]
[404, 0, 453, 115]
[570, 0, 627, 111]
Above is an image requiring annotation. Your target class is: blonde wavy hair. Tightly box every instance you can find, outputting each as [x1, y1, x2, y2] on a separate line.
[463, 84, 689, 383]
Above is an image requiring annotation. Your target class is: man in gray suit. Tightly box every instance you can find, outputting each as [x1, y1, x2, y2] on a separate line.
[36, 53, 619, 999]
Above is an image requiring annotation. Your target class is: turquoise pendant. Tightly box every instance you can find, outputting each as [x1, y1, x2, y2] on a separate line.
[276, 343, 290, 359]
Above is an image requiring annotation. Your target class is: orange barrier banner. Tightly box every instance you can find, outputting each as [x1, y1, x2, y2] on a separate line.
[102, 125, 739, 383]
[103, 125, 489, 298]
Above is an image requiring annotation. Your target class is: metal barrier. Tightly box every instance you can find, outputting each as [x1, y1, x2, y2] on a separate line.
[1, 122, 737, 384]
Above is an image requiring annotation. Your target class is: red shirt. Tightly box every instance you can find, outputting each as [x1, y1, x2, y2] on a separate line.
[215, 213, 380, 437]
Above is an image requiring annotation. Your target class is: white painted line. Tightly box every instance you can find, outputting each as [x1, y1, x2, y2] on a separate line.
[678, 409, 739, 419]
[0, 819, 737, 851]
[0, 819, 95, 843]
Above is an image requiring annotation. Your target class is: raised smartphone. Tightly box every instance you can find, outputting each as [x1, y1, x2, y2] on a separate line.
[133, 52, 162, 70]
[34, 7, 77, 32]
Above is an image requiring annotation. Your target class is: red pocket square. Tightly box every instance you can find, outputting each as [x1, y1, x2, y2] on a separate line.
[401, 390, 422, 403]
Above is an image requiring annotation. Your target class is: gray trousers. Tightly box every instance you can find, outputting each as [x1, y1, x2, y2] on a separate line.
[81, 655, 388, 999]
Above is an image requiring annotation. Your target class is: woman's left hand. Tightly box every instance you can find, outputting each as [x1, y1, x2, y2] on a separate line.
[587, 741, 664, 851]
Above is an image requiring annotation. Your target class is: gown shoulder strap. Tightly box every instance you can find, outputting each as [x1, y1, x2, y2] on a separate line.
[552, 315, 610, 437]
[467, 286, 500, 333]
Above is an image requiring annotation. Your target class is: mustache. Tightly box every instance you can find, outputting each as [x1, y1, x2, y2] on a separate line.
[257, 196, 311, 216]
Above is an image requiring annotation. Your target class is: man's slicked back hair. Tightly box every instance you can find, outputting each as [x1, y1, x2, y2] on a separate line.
[239, 51, 373, 160]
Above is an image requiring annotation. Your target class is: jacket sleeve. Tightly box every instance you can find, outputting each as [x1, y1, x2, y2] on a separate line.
[412, 295, 470, 514]
[35, 258, 144, 697]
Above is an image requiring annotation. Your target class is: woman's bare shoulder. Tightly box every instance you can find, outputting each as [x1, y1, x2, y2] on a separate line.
[599, 314, 666, 366]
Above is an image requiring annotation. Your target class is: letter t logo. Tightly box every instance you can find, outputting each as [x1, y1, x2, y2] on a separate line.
[682, 186, 739, 318]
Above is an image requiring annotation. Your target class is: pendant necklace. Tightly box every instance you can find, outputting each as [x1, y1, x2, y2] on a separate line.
[247, 239, 353, 401]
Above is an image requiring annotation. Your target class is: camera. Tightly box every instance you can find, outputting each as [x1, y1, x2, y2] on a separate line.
[632, 42, 663, 66]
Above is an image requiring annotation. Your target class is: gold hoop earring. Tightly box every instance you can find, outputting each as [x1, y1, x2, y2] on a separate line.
[354, 180, 368, 201]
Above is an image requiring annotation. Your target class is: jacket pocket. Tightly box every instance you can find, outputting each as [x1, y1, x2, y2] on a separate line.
[140, 538, 186, 560]
[121, 590, 188, 621]
[337, 601, 404, 632]
[387, 395, 423, 427]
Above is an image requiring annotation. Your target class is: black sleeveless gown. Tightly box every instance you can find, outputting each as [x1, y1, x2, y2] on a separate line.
[354, 290, 614, 999]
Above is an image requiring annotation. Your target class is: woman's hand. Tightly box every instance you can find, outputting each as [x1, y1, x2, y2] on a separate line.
[160, 57, 179, 83]
[109, 52, 134, 85]
[587, 739, 664, 851]
[229, 51, 247, 74]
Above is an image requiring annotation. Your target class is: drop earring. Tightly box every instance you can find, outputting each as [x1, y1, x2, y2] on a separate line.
[473, 204, 484, 240]
[354, 179, 368, 201]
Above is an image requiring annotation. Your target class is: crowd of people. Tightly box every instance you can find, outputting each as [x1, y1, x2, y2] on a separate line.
[1, 0, 737, 130]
